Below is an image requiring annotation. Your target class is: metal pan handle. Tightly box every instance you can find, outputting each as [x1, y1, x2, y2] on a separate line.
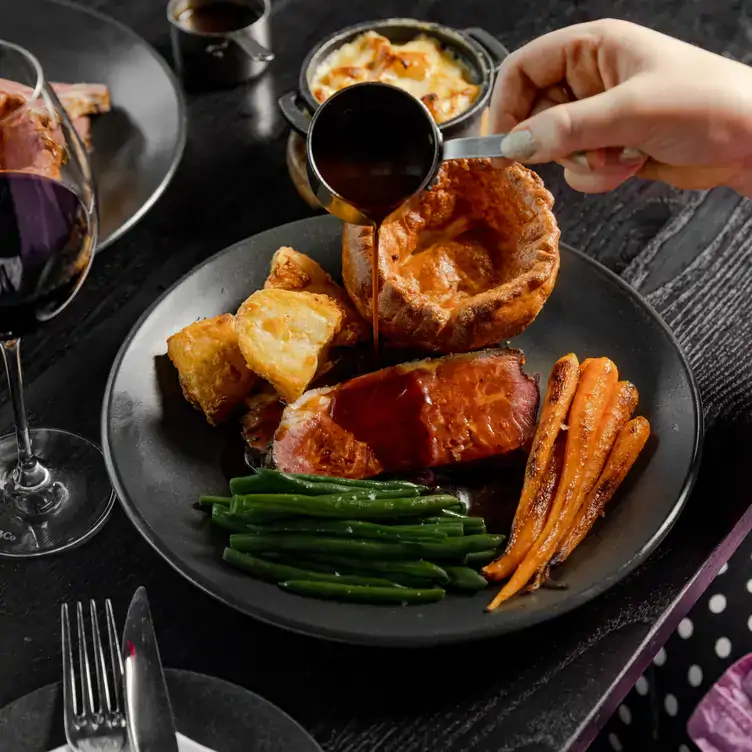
[462, 27, 510, 72]
[278, 91, 311, 135]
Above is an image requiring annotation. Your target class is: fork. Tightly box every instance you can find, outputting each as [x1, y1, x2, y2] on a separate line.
[61, 600, 128, 752]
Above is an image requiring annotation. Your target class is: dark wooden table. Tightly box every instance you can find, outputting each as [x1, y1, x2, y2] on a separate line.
[1, 1, 751, 750]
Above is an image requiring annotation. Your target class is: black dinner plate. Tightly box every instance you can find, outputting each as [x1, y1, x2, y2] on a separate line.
[0, 668, 322, 752]
[0, 0, 186, 250]
[102, 214, 703, 647]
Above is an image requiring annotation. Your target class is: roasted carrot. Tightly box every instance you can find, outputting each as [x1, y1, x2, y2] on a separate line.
[482, 355, 579, 581]
[551, 381, 639, 565]
[483, 432, 565, 582]
[553, 416, 651, 564]
[487, 357, 618, 611]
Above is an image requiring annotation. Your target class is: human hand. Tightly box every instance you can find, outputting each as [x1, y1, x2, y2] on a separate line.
[491, 19, 752, 196]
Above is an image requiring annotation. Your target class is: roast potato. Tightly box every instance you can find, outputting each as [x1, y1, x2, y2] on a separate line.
[166, 313, 258, 425]
[264, 246, 369, 346]
[342, 158, 560, 353]
[236, 288, 342, 402]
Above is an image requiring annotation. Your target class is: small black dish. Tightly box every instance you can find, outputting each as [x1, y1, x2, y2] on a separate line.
[102, 214, 703, 648]
[278, 17, 509, 141]
[0, 668, 322, 752]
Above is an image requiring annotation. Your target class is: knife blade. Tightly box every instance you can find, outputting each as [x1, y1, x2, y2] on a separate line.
[122, 586, 179, 752]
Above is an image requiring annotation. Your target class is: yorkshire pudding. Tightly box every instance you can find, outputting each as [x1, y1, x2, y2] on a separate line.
[342, 158, 560, 352]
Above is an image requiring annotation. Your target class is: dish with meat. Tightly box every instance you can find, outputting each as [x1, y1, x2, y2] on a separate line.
[1, 0, 186, 248]
[103, 212, 701, 644]
[162, 160, 654, 611]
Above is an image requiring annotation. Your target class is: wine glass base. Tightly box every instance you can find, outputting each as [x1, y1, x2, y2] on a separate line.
[0, 428, 115, 557]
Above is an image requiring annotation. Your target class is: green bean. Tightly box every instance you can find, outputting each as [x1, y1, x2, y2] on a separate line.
[241, 519, 449, 541]
[211, 504, 255, 533]
[231, 493, 459, 520]
[222, 549, 396, 587]
[279, 470, 428, 492]
[305, 555, 450, 584]
[230, 469, 421, 497]
[197, 495, 232, 512]
[404, 534, 506, 561]
[230, 533, 412, 559]
[464, 550, 499, 567]
[228, 496, 295, 523]
[422, 515, 486, 535]
[444, 566, 488, 591]
[278, 580, 445, 604]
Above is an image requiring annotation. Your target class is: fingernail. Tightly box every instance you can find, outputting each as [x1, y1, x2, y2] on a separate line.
[500, 130, 537, 161]
[619, 147, 644, 165]
[569, 151, 591, 169]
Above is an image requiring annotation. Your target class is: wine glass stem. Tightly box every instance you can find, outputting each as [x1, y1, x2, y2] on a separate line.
[1, 339, 47, 488]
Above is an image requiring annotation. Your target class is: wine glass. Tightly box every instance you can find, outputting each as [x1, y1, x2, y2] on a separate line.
[0, 40, 114, 557]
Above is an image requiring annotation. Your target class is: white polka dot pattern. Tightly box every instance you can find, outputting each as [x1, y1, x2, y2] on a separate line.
[717, 562, 728, 576]
[708, 593, 727, 613]
[678, 617, 694, 639]
[617, 704, 632, 725]
[653, 647, 667, 666]
[664, 693, 679, 716]
[635, 675, 649, 696]
[746, 579, 752, 593]
[608, 732, 623, 751]
[715, 636, 732, 659]
[688, 664, 703, 687]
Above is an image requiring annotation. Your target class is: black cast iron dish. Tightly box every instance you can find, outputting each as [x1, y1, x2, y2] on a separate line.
[278, 18, 509, 141]
[102, 215, 703, 647]
[0, 0, 186, 251]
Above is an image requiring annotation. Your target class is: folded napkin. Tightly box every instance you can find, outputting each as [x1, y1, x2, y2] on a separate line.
[687, 653, 752, 751]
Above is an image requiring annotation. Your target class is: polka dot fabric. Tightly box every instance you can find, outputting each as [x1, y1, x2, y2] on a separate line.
[590, 535, 752, 751]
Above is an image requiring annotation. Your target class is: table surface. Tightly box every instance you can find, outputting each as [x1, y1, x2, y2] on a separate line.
[1, 1, 751, 751]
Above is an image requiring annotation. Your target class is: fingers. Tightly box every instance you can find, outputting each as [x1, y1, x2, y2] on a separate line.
[490, 20, 622, 133]
[499, 85, 644, 163]
[558, 147, 645, 192]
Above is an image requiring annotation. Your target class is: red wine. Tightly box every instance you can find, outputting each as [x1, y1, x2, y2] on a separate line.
[0, 172, 92, 338]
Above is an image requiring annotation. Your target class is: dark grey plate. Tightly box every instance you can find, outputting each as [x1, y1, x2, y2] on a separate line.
[0, 668, 322, 752]
[102, 215, 703, 647]
[0, 0, 186, 250]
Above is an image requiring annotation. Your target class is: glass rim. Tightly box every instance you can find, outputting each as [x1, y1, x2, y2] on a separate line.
[0, 39, 45, 122]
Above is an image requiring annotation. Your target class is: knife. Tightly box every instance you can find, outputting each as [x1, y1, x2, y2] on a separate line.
[122, 586, 179, 752]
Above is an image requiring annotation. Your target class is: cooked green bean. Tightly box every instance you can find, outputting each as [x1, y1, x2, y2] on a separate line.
[464, 550, 499, 567]
[230, 533, 412, 559]
[228, 496, 295, 523]
[197, 495, 232, 512]
[211, 504, 255, 533]
[422, 515, 486, 535]
[240, 518, 449, 541]
[444, 566, 488, 591]
[222, 548, 395, 587]
[306, 555, 450, 584]
[278, 471, 428, 492]
[278, 580, 445, 604]
[404, 534, 506, 561]
[231, 493, 459, 520]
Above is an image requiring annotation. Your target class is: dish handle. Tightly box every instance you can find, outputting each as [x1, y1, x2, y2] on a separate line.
[462, 28, 510, 72]
[278, 91, 311, 135]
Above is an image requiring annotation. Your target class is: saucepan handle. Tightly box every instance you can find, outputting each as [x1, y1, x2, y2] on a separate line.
[278, 91, 312, 136]
[462, 27, 510, 72]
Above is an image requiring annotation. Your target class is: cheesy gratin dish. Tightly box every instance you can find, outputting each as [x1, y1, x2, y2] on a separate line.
[310, 31, 481, 124]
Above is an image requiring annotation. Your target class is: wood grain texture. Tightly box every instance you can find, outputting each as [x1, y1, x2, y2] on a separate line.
[0, 1, 750, 751]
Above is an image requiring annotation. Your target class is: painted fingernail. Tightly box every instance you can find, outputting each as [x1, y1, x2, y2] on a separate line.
[569, 151, 591, 169]
[619, 147, 645, 165]
[500, 130, 537, 161]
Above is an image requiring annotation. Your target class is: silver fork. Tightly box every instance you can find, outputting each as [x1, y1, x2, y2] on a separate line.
[61, 600, 128, 752]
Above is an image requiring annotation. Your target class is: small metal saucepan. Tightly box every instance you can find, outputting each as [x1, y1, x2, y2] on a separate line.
[307, 82, 520, 226]
[279, 17, 509, 141]
[167, 0, 274, 89]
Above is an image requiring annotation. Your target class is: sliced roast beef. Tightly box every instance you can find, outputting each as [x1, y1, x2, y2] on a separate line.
[273, 347, 539, 479]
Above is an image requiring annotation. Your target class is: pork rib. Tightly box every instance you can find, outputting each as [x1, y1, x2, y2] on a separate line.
[273, 348, 540, 479]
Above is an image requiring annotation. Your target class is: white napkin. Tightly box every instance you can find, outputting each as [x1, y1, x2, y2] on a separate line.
[49, 731, 215, 751]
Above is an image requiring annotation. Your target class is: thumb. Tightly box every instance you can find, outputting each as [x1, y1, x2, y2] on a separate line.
[500, 87, 639, 164]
